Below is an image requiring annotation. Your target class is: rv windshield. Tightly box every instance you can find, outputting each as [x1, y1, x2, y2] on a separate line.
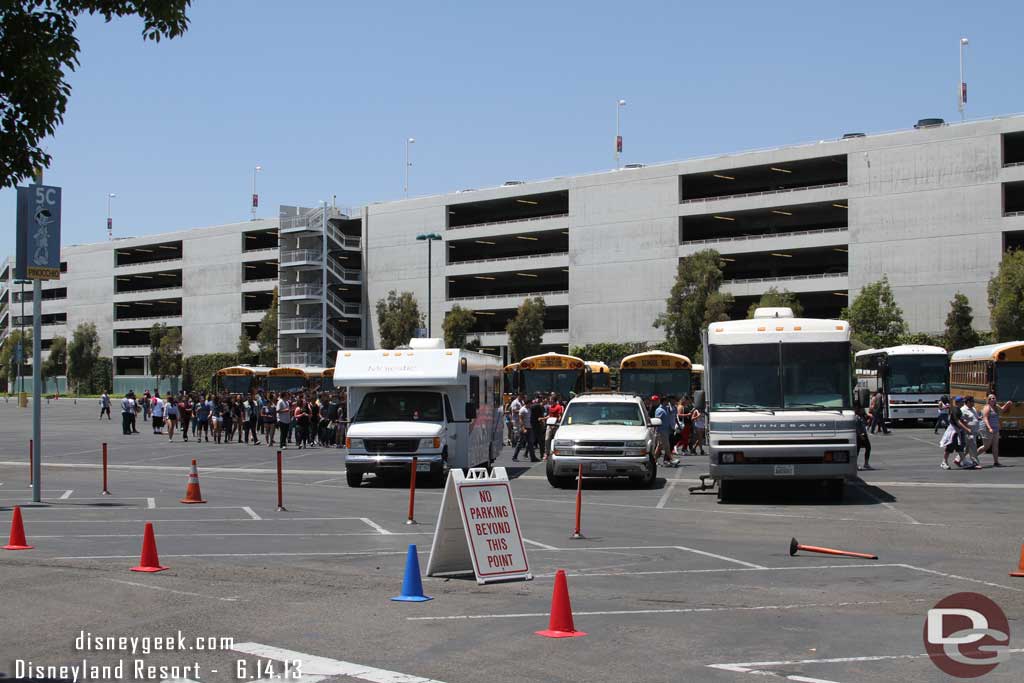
[710, 342, 851, 410]
[354, 391, 444, 422]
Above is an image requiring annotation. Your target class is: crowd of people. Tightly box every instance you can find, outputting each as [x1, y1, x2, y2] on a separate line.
[113, 388, 348, 449]
[937, 393, 1013, 470]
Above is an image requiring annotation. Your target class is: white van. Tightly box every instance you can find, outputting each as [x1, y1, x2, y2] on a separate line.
[335, 338, 504, 487]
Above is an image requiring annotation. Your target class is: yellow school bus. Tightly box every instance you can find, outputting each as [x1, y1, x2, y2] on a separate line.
[502, 362, 520, 406]
[619, 351, 693, 398]
[214, 366, 270, 395]
[950, 341, 1024, 446]
[264, 367, 309, 394]
[585, 361, 612, 392]
[516, 353, 587, 398]
[692, 363, 705, 392]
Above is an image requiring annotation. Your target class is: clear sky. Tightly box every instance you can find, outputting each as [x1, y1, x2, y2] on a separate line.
[3, 0, 1024, 247]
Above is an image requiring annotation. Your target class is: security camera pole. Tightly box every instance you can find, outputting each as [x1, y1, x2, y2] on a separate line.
[958, 37, 969, 122]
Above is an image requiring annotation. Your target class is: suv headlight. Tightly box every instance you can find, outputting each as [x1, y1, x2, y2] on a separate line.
[420, 437, 441, 449]
[346, 438, 363, 449]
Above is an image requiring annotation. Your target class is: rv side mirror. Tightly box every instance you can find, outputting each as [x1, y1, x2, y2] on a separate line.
[694, 390, 706, 411]
[651, 417, 662, 427]
[465, 402, 477, 420]
[546, 417, 558, 426]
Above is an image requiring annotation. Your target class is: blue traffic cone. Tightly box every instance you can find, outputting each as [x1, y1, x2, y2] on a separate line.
[391, 544, 432, 602]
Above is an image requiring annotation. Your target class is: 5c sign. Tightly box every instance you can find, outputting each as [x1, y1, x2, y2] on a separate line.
[923, 592, 1011, 678]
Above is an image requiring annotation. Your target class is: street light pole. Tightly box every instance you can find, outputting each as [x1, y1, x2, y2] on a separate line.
[252, 165, 262, 220]
[404, 138, 415, 197]
[615, 99, 626, 169]
[106, 193, 116, 240]
[416, 232, 442, 335]
[958, 38, 969, 122]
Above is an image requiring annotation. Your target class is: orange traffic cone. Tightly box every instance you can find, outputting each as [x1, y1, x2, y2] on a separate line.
[790, 537, 877, 560]
[131, 522, 168, 572]
[536, 569, 586, 638]
[3, 506, 33, 550]
[1010, 544, 1024, 578]
[180, 459, 206, 504]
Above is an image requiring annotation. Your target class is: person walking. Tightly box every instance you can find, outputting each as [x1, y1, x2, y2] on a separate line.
[129, 391, 140, 433]
[509, 393, 524, 450]
[690, 401, 707, 456]
[194, 395, 211, 442]
[242, 394, 259, 445]
[142, 390, 151, 422]
[869, 391, 889, 434]
[151, 392, 165, 435]
[934, 395, 950, 434]
[100, 391, 111, 420]
[512, 399, 537, 462]
[939, 396, 969, 469]
[276, 392, 293, 450]
[655, 396, 681, 467]
[956, 396, 982, 469]
[262, 393, 277, 446]
[178, 394, 192, 442]
[854, 402, 872, 470]
[120, 393, 135, 435]
[165, 397, 178, 441]
[979, 393, 1013, 467]
[529, 395, 546, 458]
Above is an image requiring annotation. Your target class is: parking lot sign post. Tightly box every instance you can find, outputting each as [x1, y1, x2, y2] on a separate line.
[16, 178, 62, 503]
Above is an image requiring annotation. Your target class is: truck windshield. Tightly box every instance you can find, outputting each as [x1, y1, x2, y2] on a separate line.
[886, 355, 949, 394]
[354, 391, 444, 422]
[562, 403, 645, 426]
[996, 363, 1024, 402]
[710, 342, 851, 410]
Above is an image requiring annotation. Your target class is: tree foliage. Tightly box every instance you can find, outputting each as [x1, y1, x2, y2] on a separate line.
[41, 334, 66, 385]
[988, 249, 1024, 342]
[1, 1, 191, 187]
[256, 287, 278, 366]
[154, 327, 182, 379]
[182, 353, 238, 394]
[0, 329, 31, 388]
[376, 290, 423, 349]
[506, 297, 546, 361]
[841, 276, 908, 348]
[746, 287, 804, 318]
[67, 321, 99, 393]
[654, 249, 732, 358]
[236, 329, 256, 365]
[943, 292, 980, 351]
[443, 305, 477, 349]
[570, 342, 648, 368]
[148, 322, 169, 376]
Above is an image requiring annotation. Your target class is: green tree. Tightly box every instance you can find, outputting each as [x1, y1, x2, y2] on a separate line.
[506, 297, 546, 361]
[746, 287, 804, 318]
[841, 276, 908, 348]
[148, 322, 170, 376]
[0, 329, 31, 389]
[41, 335, 67, 390]
[943, 292, 980, 351]
[67, 322, 100, 394]
[654, 249, 731, 358]
[570, 343, 648, 368]
[155, 327, 182, 380]
[236, 329, 256, 365]
[375, 290, 423, 349]
[442, 305, 477, 349]
[257, 287, 278, 366]
[988, 249, 1024, 342]
[1, 1, 191, 188]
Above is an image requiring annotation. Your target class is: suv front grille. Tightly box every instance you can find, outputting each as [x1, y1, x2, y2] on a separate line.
[576, 441, 626, 448]
[364, 439, 419, 453]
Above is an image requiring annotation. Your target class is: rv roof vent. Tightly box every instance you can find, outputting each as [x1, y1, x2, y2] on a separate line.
[408, 338, 445, 350]
[841, 132, 866, 139]
[752, 307, 794, 320]
[914, 118, 945, 129]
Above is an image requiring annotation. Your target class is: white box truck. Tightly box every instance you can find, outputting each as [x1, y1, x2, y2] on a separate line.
[336, 338, 504, 488]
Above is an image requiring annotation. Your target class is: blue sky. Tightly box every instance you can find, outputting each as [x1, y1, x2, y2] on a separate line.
[3, 0, 1024, 247]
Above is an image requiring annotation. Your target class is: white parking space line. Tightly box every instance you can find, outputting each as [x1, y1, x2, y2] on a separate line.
[359, 517, 393, 535]
[231, 642, 446, 683]
[33, 531, 434, 539]
[853, 485, 920, 525]
[0, 460, 347, 476]
[53, 550, 410, 560]
[22, 516, 372, 524]
[241, 506, 262, 520]
[106, 579, 241, 602]
[863, 480, 1024, 490]
[535, 563, 902, 578]
[674, 544, 767, 569]
[898, 563, 1024, 594]
[655, 480, 679, 509]
[524, 543, 767, 569]
[407, 599, 904, 622]
[522, 538, 559, 550]
[59, 489, 73, 499]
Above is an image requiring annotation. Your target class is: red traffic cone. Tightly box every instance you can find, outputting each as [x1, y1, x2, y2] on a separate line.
[1010, 544, 1024, 578]
[536, 569, 586, 638]
[131, 522, 168, 572]
[3, 506, 33, 550]
[180, 459, 206, 504]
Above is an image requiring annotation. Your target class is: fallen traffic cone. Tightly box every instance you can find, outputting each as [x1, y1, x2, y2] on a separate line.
[790, 537, 877, 560]
[3, 506, 33, 550]
[1010, 544, 1024, 577]
[391, 544, 432, 602]
[130, 522, 168, 572]
[536, 569, 586, 638]
[180, 459, 206, 504]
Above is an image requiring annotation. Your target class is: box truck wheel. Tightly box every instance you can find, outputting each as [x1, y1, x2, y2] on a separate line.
[346, 470, 363, 487]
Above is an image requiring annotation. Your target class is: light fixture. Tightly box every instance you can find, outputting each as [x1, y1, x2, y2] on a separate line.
[135, 248, 154, 253]
[160, 272, 177, 277]
[136, 275, 153, 279]
[116, 277, 128, 281]
[516, 272, 539, 278]
[832, 203, 848, 209]
[832, 292, 847, 297]
[516, 235, 539, 241]
[713, 215, 735, 221]
[448, 210, 456, 214]
[244, 264, 255, 268]
[516, 199, 539, 205]
[721, 257, 736, 262]
[158, 245, 178, 251]
[770, 252, 792, 258]
[833, 247, 848, 253]
[157, 300, 177, 304]
[561, 268, 569, 272]
[770, 167, 792, 174]
[475, 240, 496, 245]
[771, 210, 793, 216]
[713, 174, 735, 180]
[474, 311, 496, 316]
[561, 231, 569, 235]
[137, 301, 153, 306]
[474, 276, 496, 281]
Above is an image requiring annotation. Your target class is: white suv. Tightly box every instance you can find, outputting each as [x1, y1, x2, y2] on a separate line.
[546, 393, 660, 488]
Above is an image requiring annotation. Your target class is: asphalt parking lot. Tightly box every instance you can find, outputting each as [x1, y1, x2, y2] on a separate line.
[1, 399, 1022, 682]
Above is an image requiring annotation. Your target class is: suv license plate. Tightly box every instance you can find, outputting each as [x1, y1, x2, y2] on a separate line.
[590, 462, 608, 473]
[416, 463, 431, 472]
[773, 465, 795, 476]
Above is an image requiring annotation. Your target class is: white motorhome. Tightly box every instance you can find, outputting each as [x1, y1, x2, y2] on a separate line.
[335, 338, 504, 488]
[703, 308, 858, 502]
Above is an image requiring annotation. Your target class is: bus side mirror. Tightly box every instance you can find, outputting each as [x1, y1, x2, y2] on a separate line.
[693, 390, 706, 411]
[465, 403, 477, 420]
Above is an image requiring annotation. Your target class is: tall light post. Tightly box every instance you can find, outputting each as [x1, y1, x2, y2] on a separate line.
[958, 37, 969, 122]
[251, 164, 262, 220]
[404, 138, 416, 197]
[615, 99, 626, 169]
[416, 232, 442, 335]
[106, 192, 116, 240]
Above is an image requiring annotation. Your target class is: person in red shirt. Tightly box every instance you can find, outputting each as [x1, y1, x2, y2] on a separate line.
[544, 393, 565, 460]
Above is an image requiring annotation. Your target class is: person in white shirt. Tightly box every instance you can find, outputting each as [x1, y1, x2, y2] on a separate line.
[120, 394, 136, 435]
[276, 393, 293, 449]
[955, 396, 982, 469]
[151, 393, 165, 435]
[509, 393, 524, 449]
